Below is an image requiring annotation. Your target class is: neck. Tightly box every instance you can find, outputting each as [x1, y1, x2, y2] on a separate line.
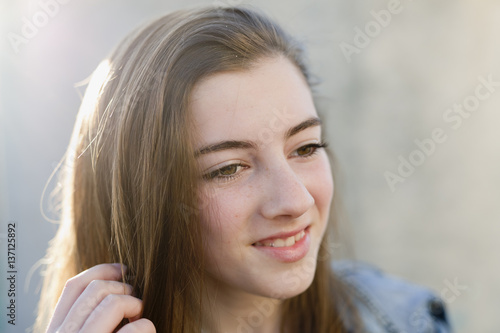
[202, 276, 284, 333]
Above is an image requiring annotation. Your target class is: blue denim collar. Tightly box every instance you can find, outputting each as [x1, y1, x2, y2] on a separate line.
[332, 260, 452, 333]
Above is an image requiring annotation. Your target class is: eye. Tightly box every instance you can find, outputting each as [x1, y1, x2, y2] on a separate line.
[218, 164, 239, 176]
[292, 141, 328, 158]
[203, 163, 246, 182]
[201, 141, 329, 183]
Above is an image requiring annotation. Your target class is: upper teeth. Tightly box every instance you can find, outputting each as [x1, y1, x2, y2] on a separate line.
[254, 230, 306, 248]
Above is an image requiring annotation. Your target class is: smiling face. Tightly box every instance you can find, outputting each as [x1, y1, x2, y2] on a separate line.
[190, 56, 334, 302]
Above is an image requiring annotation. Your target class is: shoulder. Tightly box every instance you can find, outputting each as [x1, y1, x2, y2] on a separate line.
[331, 260, 453, 333]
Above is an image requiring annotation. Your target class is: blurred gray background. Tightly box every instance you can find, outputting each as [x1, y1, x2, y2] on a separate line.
[1, 0, 499, 332]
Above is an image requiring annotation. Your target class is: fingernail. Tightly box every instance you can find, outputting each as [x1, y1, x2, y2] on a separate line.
[111, 263, 128, 270]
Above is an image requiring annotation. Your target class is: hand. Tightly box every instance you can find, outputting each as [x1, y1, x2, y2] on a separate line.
[46, 263, 156, 333]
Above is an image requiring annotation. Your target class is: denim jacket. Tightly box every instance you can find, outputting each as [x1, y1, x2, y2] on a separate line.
[332, 260, 453, 333]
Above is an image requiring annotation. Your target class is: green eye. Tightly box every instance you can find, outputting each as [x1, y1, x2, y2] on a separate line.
[294, 142, 328, 158]
[297, 145, 314, 156]
[203, 163, 244, 181]
[219, 164, 238, 176]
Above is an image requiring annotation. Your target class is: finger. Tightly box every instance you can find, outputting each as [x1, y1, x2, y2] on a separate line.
[118, 318, 157, 333]
[80, 294, 143, 332]
[58, 280, 133, 332]
[46, 263, 125, 332]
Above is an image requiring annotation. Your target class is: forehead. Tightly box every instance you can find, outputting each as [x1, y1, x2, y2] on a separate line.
[189, 56, 318, 146]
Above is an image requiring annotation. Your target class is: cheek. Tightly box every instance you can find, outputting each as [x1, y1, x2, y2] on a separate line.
[308, 155, 334, 218]
[198, 189, 260, 284]
[198, 188, 251, 256]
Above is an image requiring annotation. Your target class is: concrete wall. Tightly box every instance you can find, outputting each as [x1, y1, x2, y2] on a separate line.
[2, 0, 499, 331]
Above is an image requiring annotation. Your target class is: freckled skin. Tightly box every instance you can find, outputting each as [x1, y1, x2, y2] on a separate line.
[190, 56, 334, 323]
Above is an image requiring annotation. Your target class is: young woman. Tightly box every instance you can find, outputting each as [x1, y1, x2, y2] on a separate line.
[35, 5, 452, 333]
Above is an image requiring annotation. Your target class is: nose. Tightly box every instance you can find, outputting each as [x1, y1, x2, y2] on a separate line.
[259, 162, 315, 220]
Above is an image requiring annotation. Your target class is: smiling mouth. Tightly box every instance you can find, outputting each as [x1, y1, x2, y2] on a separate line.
[253, 229, 307, 248]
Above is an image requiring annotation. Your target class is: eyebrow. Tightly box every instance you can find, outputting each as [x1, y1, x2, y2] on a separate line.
[194, 116, 322, 157]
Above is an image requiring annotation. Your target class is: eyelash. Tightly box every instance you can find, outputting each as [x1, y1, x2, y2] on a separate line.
[202, 141, 329, 183]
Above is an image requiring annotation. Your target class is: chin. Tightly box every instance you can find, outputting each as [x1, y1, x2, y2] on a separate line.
[260, 256, 319, 300]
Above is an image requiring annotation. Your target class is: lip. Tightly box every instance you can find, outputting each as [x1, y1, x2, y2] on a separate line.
[253, 225, 310, 244]
[252, 226, 311, 263]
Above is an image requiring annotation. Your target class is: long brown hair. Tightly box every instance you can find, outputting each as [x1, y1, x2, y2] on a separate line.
[36, 5, 360, 332]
